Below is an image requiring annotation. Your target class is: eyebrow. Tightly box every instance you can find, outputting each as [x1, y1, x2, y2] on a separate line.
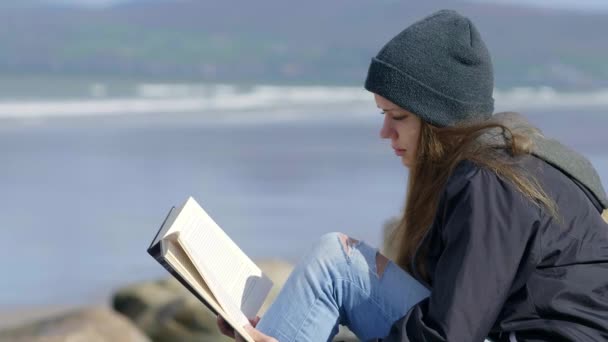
[378, 106, 400, 111]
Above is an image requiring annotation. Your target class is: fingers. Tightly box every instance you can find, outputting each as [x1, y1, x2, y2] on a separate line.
[243, 324, 278, 342]
[249, 316, 261, 327]
[218, 316, 275, 342]
[216, 316, 235, 338]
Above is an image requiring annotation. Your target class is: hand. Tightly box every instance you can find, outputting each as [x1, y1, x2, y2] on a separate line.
[217, 316, 277, 342]
[236, 324, 278, 342]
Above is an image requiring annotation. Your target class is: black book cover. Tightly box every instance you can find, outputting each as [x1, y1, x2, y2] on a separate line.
[147, 207, 220, 316]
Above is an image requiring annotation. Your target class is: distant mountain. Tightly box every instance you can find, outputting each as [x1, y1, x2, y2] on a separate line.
[1, 0, 607, 89]
[39, 0, 171, 8]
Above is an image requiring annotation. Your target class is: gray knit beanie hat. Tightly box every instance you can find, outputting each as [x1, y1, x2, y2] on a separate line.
[364, 9, 494, 127]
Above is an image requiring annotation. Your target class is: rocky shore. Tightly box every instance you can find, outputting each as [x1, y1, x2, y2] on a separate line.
[0, 260, 358, 342]
[0, 220, 399, 342]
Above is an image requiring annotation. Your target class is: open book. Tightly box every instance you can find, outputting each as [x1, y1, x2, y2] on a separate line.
[147, 196, 273, 342]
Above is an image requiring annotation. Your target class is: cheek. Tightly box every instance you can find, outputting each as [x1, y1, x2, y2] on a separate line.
[402, 133, 419, 168]
[407, 140, 418, 158]
[395, 118, 421, 167]
[398, 125, 419, 149]
[408, 132, 420, 153]
[403, 128, 421, 165]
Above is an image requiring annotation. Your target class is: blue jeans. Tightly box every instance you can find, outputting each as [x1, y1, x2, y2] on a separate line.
[256, 232, 430, 342]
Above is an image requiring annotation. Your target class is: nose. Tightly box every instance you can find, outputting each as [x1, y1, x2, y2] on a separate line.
[380, 114, 395, 140]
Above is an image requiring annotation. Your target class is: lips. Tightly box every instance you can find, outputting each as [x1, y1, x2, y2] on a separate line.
[392, 147, 406, 156]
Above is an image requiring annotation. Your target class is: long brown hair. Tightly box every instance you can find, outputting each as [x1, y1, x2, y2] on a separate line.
[391, 114, 558, 282]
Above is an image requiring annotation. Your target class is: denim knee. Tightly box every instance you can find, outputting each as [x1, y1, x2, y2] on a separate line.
[308, 232, 357, 266]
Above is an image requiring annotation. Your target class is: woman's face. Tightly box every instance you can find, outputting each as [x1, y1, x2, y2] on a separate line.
[374, 94, 422, 168]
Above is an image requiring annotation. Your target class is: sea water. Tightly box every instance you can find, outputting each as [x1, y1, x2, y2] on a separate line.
[0, 82, 606, 308]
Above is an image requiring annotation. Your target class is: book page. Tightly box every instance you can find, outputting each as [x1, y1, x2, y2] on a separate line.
[163, 238, 222, 313]
[163, 238, 256, 342]
[173, 197, 273, 325]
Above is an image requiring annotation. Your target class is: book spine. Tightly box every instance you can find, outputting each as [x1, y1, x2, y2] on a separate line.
[151, 253, 219, 317]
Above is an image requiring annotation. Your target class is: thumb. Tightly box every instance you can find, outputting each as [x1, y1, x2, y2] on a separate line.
[243, 324, 276, 342]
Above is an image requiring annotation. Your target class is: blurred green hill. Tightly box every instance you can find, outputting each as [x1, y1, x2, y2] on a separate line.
[1, 0, 607, 88]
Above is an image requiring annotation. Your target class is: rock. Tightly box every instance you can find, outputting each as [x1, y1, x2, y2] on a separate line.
[0, 306, 150, 342]
[115, 259, 361, 341]
[381, 216, 401, 261]
[113, 277, 226, 342]
[335, 325, 360, 342]
[257, 259, 295, 316]
[113, 259, 297, 342]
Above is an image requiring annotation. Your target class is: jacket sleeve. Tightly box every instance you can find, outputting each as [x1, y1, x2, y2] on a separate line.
[383, 165, 540, 342]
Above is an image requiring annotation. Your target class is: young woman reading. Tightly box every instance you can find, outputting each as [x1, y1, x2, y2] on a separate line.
[219, 9, 608, 341]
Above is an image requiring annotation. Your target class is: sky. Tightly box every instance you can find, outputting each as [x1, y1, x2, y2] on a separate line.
[42, 0, 608, 12]
[472, 0, 608, 11]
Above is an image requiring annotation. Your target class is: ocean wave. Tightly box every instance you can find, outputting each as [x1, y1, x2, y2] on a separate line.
[494, 87, 608, 110]
[0, 83, 607, 120]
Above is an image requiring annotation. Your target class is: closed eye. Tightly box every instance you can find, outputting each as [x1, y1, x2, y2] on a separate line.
[380, 110, 407, 121]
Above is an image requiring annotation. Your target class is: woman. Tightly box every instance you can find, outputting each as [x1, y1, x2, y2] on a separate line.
[219, 9, 608, 341]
